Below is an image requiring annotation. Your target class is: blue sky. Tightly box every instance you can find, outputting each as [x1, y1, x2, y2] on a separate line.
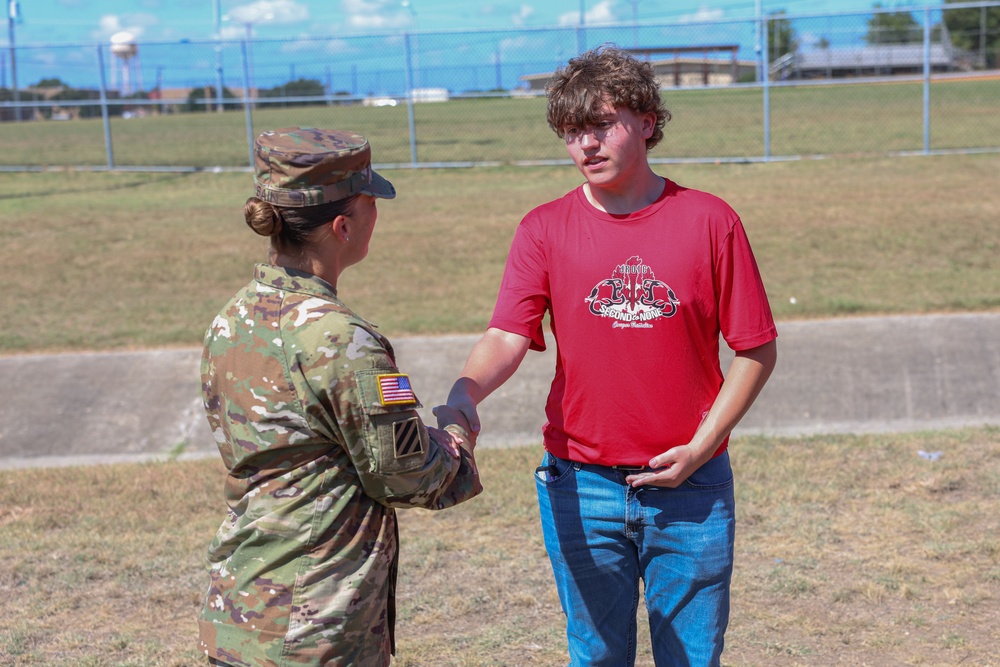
[7, 0, 933, 46]
[4, 0, 942, 93]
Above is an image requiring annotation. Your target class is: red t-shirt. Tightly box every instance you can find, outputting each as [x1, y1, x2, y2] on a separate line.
[489, 179, 777, 465]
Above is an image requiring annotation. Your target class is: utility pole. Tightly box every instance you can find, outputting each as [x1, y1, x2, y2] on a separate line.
[224, 8, 274, 108]
[402, 1, 420, 90]
[577, 0, 587, 54]
[981, 6, 987, 68]
[632, 0, 638, 49]
[494, 45, 502, 91]
[7, 0, 19, 121]
[214, 0, 224, 112]
[755, 0, 763, 82]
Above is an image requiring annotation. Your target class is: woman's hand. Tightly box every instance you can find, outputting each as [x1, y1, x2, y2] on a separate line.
[427, 426, 464, 458]
[432, 404, 477, 453]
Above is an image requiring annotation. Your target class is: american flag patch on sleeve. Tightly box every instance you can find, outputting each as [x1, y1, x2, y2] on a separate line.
[377, 373, 417, 405]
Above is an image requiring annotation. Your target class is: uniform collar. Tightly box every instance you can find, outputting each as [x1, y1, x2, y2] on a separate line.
[253, 263, 339, 301]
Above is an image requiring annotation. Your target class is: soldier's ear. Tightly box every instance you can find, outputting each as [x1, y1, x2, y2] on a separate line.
[331, 214, 350, 243]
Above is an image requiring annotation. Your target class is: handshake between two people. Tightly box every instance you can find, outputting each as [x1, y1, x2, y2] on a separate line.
[429, 387, 480, 460]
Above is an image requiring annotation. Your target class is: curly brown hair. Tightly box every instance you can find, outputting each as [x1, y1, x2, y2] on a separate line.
[546, 44, 671, 151]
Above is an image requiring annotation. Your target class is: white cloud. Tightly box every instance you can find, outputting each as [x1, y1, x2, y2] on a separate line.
[98, 15, 127, 35]
[557, 10, 577, 26]
[498, 35, 540, 53]
[228, 1, 310, 26]
[275, 37, 356, 55]
[33, 51, 61, 67]
[677, 6, 724, 24]
[341, 0, 412, 31]
[220, 25, 248, 40]
[93, 13, 160, 41]
[512, 4, 535, 26]
[586, 0, 615, 24]
[325, 39, 355, 54]
[798, 31, 825, 48]
[279, 38, 320, 53]
[558, 0, 616, 26]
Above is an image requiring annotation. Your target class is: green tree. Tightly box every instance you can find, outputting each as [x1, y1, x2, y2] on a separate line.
[0, 87, 44, 121]
[185, 85, 237, 112]
[32, 77, 69, 88]
[942, 0, 1000, 68]
[865, 4, 922, 44]
[47, 87, 115, 119]
[258, 78, 326, 106]
[767, 10, 799, 61]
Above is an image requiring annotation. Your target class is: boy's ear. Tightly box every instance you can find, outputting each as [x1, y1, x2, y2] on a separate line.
[641, 111, 657, 139]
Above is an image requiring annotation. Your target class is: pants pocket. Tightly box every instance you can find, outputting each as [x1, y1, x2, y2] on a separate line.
[683, 451, 734, 490]
[534, 452, 578, 485]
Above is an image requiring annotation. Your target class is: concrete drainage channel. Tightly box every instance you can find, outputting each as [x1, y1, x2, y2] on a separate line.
[1, 313, 998, 469]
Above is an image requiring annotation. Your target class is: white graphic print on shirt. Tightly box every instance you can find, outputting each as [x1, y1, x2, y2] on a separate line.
[584, 255, 680, 329]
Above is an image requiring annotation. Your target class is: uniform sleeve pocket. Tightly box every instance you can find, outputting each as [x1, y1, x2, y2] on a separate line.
[354, 368, 429, 475]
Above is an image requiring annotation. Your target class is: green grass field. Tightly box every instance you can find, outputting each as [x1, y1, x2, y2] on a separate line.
[1, 152, 997, 352]
[1, 100, 999, 665]
[1, 77, 997, 167]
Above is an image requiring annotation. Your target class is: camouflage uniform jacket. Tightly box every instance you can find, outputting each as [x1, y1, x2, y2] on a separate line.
[198, 264, 482, 667]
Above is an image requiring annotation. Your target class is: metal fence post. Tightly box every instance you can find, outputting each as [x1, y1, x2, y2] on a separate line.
[762, 14, 771, 161]
[96, 45, 115, 169]
[241, 39, 255, 170]
[404, 32, 418, 166]
[213, 0, 224, 113]
[923, 7, 932, 155]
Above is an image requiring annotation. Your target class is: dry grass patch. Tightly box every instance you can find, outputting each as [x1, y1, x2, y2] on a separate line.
[2, 153, 999, 353]
[0, 460, 221, 666]
[2, 428, 998, 665]
[727, 428, 1000, 667]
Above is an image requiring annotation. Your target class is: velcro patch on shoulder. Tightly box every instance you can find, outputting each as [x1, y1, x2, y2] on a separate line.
[394, 418, 424, 459]
[376, 373, 417, 406]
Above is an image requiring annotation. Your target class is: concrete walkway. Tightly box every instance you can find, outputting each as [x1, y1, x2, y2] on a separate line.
[1, 313, 998, 469]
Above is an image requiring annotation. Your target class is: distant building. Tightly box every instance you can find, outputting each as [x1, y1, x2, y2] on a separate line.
[411, 87, 450, 103]
[521, 45, 756, 91]
[6, 85, 119, 121]
[149, 87, 258, 113]
[781, 44, 964, 79]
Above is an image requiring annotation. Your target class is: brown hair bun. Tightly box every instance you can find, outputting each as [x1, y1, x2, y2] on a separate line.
[244, 197, 283, 237]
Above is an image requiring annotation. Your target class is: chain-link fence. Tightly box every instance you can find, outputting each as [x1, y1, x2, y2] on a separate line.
[1, 2, 998, 171]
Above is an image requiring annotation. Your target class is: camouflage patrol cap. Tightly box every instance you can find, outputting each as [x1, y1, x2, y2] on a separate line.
[253, 127, 396, 208]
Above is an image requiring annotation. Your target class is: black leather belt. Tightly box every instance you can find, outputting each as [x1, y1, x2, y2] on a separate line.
[610, 464, 649, 472]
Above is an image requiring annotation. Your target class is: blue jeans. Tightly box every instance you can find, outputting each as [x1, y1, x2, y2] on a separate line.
[535, 451, 736, 667]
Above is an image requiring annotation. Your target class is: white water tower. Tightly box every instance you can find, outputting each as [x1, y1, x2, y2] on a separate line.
[110, 31, 143, 95]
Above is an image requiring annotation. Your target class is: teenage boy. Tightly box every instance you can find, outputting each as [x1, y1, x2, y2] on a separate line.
[445, 45, 777, 666]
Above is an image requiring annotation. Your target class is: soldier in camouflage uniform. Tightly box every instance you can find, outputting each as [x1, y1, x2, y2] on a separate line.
[199, 127, 483, 667]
